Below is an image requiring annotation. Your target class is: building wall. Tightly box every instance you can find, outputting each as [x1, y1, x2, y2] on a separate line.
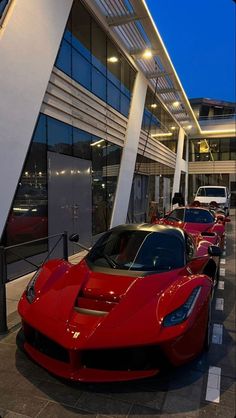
[0, 0, 73, 240]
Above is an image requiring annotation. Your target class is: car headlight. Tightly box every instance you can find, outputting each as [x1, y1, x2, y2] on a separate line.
[163, 287, 201, 327]
[26, 268, 42, 303]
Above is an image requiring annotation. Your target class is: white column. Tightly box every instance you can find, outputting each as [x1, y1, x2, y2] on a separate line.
[184, 135, 189, 202]
[172, 127, 188, 201]
[110, 72, 148, 227]
[0, 0, 73, 240]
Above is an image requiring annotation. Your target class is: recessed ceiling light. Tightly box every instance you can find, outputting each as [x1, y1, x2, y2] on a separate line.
[150, 103, 157, 108]
[142, 49, 153, 59]
[170, 126, 176, 130]
[172, 101, 180, 108]
[107, 56, 118, 63]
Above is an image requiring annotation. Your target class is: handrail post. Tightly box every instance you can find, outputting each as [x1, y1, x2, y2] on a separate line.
[63, 231, 68, 261]
[0, 246, 8, 334]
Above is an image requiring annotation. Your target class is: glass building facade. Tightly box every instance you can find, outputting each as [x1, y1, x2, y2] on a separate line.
[3, 0, 182, 267]
[189, 137, 236, 162]
[4, 114, 121, 253]
[55, 0, 136, 117]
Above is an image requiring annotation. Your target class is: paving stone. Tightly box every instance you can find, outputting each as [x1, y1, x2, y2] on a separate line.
[0, 391, 47, 417]
[0, 409, 31, 418]
[128, 403, 162, 416]
[199, 402, 235, 418]
[162, 393, 201, 415]
[75, 392, 131, 415]
[35, 380, 82, 406]
[36, 402, 94, 417]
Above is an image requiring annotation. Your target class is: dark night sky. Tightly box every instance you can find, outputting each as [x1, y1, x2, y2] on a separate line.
[145, 0, 236, 103]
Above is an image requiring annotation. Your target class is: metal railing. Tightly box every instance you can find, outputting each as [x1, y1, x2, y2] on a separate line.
[199, 113, 236, 121]
[0, 232, 68, 334]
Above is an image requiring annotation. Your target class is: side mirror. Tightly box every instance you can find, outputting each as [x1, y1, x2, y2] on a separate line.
[216, 215, 224, 223]
[69, 233, 90, 251]
[208, 245, 222, 257]
[69, 233, 79, 243]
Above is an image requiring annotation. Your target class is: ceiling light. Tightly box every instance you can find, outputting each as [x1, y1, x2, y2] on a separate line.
[172, 101, 180, 108]
[187, 125, 192, 130]
[91, 139, 105, 147]
[150, 103, 157, 108]
[142, 49, 153, 59]
[107, 56, 118, 63]
[152, 132, 173, 138]
[170, 126, 176, 130]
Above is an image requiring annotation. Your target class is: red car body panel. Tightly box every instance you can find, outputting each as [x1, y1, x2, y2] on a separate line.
[18, 225, 219, 382]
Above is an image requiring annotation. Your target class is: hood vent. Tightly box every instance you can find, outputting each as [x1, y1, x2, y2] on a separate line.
[75, 291, 118, 316]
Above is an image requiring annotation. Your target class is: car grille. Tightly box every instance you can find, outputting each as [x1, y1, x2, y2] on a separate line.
[24, 324, 69, 363]
[81, 345, 167, 371]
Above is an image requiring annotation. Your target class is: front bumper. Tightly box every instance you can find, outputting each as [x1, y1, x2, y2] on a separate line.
[21, 322, 161, 382]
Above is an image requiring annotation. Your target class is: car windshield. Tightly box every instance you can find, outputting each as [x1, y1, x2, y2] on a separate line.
[197, 187, 226, 197]
[86, 229, 184, 272]
[184, 209, 215, 224]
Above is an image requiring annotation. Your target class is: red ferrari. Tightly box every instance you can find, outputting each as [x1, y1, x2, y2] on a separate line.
[154, 206, 230, 248]
[18, 224, 221, 382]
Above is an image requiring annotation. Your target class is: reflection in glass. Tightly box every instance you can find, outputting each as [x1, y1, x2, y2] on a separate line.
[48, 118, 73, 155]
[55, 0, 136, 117]
[5, 114, 48, 260]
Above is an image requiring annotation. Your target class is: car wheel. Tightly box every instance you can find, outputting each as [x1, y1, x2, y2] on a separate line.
[204, 301, 212, 351]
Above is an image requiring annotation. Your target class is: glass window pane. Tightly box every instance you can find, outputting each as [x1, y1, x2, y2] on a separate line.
[71, 1, 91, 61]
[107, 81, 120, 112]
[72, 49, 91, 90]
[91, 19, 106, 75]
[5, 114, 48, 253]
[0, 0, 8, 17]
[47, 117, 72, 155]
[92, 67, 106, 101]
[120, 93, 130, 117]
[55, 39, 72, 77]
[73, 128, 91, 159]
[91, 137, 107, 234]
[107, 40, 121, 88]
[64, 15, 72, 43]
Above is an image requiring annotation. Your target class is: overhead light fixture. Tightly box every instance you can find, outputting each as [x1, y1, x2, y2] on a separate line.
[142, 49, 153, 59]
[91, 139, 105, 147]
[150, 103, 157, 108]
[107, 56, 118, 63]
[187, 125, 192, 130]
[172, 101, 180, 108]
[152, 132, 173, 138]
[200, 128, 236, 135]
[170, 126, 176, 130]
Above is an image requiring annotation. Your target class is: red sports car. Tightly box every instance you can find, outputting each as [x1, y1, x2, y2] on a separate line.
[154, 206, 230, 248]
[18, 224, 221, 382]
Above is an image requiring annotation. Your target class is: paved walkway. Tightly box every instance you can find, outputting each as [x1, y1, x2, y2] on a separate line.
[0, 215, 235, 417]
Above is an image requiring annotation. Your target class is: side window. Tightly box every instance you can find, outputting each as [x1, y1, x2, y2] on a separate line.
[185, 234, 195, 261]
[167, 209, 184, 221]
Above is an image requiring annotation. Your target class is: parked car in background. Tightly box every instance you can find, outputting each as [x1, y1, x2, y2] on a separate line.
[153, 206, 230, 248]
[194, 186, 230, 215]
[18, 223, 221, 382]
[7, 205, 48, 244]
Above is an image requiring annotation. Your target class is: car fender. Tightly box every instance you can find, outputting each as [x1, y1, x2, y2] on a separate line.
[156, 274, 212, 342]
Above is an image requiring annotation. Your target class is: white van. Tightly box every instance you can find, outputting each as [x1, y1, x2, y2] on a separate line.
[194, 186, 230, 215]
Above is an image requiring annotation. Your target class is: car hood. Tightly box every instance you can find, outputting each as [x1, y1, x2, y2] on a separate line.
[183, 222, 214, 234]
[19, 259, 183, 349]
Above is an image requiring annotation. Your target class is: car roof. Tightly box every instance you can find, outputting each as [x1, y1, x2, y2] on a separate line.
[111, 223, 186, 241]
[179, 206, 211, 212]
[197, 186, 227, 189]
